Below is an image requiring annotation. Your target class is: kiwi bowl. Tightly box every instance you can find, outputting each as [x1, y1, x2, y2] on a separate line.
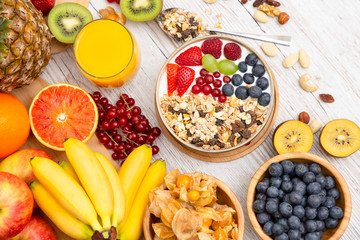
[155, 35, 277, 158]
[246, 152, 351, 240]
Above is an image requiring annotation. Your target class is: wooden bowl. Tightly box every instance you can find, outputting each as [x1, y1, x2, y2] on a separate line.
[143, 176, 245, 239]
[246, 152, 352, 240]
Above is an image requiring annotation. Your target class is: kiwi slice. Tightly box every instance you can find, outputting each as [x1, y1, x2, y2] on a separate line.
[320, 119, 360, 157]
[120, 0, 162, 22]
[273, 120, 314, 154]
[48, 3, 93, 44]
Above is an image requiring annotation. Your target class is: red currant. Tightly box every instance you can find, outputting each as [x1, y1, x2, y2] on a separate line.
[116, 99, 124, 107]
[200, 68, 208, 77]
[110, 121, 119, 130]
[136, 135, 146, 144]
[116, 143, 125, 153]
[127, 98, 135, 107]
[213, 79, 222, 88]
[117, 106, 126, 117]
[191, 84, 201, 94]
[139, 119, 149, 127]
[204, 74, 214, 84]
[107, 0, 115, 3]
[96, 131, 105, 138]
[128, 132, 138, 141]
[125, 143, 133, 151]
[131, 115, 141, 125]
[107, 110, 117, 119]
[151, 127, 161, 137]
[113, 134, 122, 143]
[104, 103, 113, 111]
[144, 125, 151, 134]
[100, 97, 108, 106]
[213, 71, 221, 78]
[93, 91, 101, 98]
[122, 125, 132, 133]
[130, 146, 137, 153]
[211, 88, 221, 97]
[93, 96, 100, 103]
[223, 76, 231, 83]
[202, 85, 212, 95]
[115, 0, 120, 4]
[136, 123, 146, 132]
[146, 134, 156, 144]
[118, 117, 128, 127]
[101, 121, 111, 131]
[132, 106, 141, 115]
[125, 111, 133, 119]
[112, 152, 119, 160]
[118, 152, 127, 160]
[218, 94, 227, 103]
[99, 135, 110, 144]
[152, 145, 160, 155]
[196, 77, 205, 85]
[99, 111, 106, 120]
[105, 141, 115, 150]
[121, 94, 129, 101]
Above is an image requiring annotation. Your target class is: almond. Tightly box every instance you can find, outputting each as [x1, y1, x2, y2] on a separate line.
[299, 49, 310, 68]
[261, 43, 279, 57]
[283, 53, 299, 68]
[254, 10, 269, 23]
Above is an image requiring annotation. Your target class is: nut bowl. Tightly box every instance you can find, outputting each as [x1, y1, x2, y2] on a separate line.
[143, 175, 245, 240]
[246, 152, 352, 240]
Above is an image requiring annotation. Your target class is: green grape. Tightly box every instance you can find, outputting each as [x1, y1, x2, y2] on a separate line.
[202, 54, 218, 73]
[218, 59, 237, 75]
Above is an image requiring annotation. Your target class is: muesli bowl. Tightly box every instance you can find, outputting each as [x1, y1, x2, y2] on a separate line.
[155, 35, 275, 153]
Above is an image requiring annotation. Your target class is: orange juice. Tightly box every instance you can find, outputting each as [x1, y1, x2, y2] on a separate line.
[74, 19, 140, 88]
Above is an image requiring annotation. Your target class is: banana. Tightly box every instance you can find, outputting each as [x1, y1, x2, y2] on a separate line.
[30, 157, 102, 231]
[119, 160, 166, 240]
[117, 144, 152, 228]
[64, 138, 113, 229]
[59, 161, 81, 184]
[94, 152, 125, 227]
[30, 181, 93, 239]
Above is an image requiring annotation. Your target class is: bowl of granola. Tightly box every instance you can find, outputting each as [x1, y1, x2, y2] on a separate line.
[143, 170, 245, 239]
[156, 35, 276, 153]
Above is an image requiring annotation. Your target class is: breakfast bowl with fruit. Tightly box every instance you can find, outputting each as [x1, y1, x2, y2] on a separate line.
[155, 35, 278, 157]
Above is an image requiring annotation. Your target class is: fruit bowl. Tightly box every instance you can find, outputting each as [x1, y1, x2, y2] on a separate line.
[143, 175, 245, 240]
[246, 152, 351, 240]
[155, 35, 276, 155]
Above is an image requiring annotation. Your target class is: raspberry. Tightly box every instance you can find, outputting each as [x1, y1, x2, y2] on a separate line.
[224, 43, 242, 61]
[201, 39, 223, 59]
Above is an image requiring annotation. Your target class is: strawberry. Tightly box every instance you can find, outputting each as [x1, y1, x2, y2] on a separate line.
[201, 38, 223, 59]
[224, 43, 242, 61]
[166, 63, 179, 96]
[176, 66, 195, 97]
[31, 0, 55, 15]
[175, 46, 202, 66]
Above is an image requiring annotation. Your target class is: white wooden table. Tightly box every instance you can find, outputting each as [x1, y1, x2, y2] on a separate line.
[43, 0, 360, 239]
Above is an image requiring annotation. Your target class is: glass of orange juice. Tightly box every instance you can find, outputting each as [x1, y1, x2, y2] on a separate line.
[74, 19, 140, 88]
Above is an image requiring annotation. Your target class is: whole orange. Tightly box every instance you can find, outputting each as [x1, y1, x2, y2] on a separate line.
[0, 93, 30, 159]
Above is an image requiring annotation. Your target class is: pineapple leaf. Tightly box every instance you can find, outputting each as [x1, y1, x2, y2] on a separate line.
[0, 17, 11, 62]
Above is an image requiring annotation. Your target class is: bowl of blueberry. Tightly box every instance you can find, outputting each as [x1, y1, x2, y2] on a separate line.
[246, 152, 351, 240]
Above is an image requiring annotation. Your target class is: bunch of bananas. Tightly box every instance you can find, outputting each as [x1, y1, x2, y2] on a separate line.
[30, 138, 166, 240]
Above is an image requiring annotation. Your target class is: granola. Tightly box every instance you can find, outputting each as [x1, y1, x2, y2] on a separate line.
[160, 93, 269, 150]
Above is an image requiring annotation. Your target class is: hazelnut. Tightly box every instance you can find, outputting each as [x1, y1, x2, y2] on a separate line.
[278, 12, 290, 24]
[298, 112, 310, 124]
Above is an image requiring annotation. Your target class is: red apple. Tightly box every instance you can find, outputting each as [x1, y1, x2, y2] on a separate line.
[0, 172, 33, 239]
[0, 149, 53, 185]
[11, 216, 57, 240]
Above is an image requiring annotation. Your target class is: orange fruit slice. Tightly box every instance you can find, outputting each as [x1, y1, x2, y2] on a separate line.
[29, 83, 98, 151]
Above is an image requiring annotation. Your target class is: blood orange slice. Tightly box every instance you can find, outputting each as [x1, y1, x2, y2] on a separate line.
[29, 83, 98, 151]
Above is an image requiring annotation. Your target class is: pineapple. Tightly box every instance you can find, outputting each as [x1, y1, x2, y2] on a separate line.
[0, 0, 51, 92]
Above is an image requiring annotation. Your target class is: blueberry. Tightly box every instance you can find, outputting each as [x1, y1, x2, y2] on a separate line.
[288, 216, 301, 230]
[258, 92, 271, 106]
[288, 229, 301, 240]
[252, 64, 265, 77]
[279, 202, 293, 217]
[272, 211, 282, 221]
[289, 191, 303, 205]
[316, 174, 326, 188]
[295, 163, 309, 177]
[305, 232, 321, 240]
[272, 223, 285, 236]
[278, 189, 285, 199]
[298, 223, 306, 235]
[309, 163, 321, 174]
[257, 212, 271, 225]
[291, 177, 301, 186]
[282, 174, 291, 182]
[266, 199, 279, 214]
[256, 178, 270, 193]
[269, 163, 283, 177]
[305, 207, 317, 220]
[222, 83, 234, 96]
[235, 86, 248, 100]
[307, 182, 321, 195]
[322, 197, 336, 208]
[275, 233, 289, 240]
[281, 181, 293, 193]
[329, 206, 344, 219]
[318, 190, 327, 203]
[283, 193, 291, 203]
[305, 220, 317, 233]
[303, 172, 316, 184]
[256, 192, 267, 201]
[245, 53, 258, 66]
[243, 73, 255, 84]
[267, 186, 280, 198]
[294, 181, 307, 195]
[300, 196, 307, 207]
[308, 194, 322, 208]
[256, 77, 269, 90]
[281, 160, 295, 175]
[268, 197, 280, 205]
[316, 220, 325, 231]
[325, 176, 336, 190]
[327, 188, 340, 200]
[263, 221, 274, 236]
[325, 218, 339, 229]
[293, 205, 305, 218]
[253, 200, 266, 213]
[248, 86, 263, 98]
[238, 61, 248, 72]
[231, 74, 243, 86]
[278, 218, 290, 232]
[271, 177, 283, 188]
[317, 207, 329, 220]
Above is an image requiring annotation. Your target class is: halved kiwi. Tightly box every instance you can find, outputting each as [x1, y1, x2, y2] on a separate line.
[320, 119, 360, 157]
[120, 0, 162, 22]
[273, 120, 314, 154]
[48, 3, 93, 44]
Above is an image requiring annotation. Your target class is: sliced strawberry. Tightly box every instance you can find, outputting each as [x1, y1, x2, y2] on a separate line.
[31, 0, 55, 15]
[224, 43, 242, 61]
[167, 63, 179, 96]
[175, 46, 202, 66]
[201, 38, 223, 59]
[176, 66, 195, 97]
